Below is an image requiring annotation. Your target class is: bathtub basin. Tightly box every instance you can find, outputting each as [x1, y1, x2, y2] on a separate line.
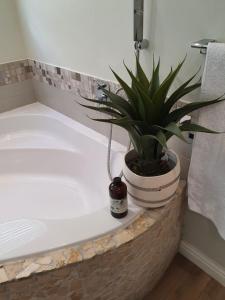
[0, 103, 141, 262]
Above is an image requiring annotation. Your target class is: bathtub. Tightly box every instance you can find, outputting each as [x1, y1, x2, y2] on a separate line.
[0, 103, 141, 262]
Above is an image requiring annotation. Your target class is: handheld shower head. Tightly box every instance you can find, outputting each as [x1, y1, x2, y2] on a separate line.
[134, 0, 144, 42]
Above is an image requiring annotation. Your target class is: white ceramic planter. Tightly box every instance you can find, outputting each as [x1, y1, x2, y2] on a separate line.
[123, 150, 180, 208]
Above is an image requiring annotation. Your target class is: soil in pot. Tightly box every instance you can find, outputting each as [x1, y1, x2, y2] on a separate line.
[126, 151, 176, 177]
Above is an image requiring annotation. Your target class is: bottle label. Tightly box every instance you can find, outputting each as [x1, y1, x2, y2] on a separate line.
[110, 197, 128, 214]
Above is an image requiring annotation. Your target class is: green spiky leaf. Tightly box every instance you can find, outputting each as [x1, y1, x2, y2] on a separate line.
[155, 122, 187, 142]
[110, 68, 137, 108]
[164, 97, 225, 125]
[135, 55, 150, 88]
[102, 89, 137, 118]
[163, 68, 201, 115]
[153, 57, 186, 116]
[180, 121, 221, 134]
[79, 103, 123, 118]
[80, 55, 225, 171]
[149, 57, 160, 98]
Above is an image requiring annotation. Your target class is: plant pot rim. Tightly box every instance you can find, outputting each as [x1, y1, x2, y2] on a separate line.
[124, 149, 179, 180]
[123, 149, 181, 206]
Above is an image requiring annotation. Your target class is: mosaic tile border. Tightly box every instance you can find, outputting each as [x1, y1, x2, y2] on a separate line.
[0, 59, 190, 110]
[28, 59, 119, 99]
[28, 61, 194, 111]
[0, 60, 32, 87]
[0, 59, 119, 99]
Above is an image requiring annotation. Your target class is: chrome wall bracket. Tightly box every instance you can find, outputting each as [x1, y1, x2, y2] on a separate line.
[191, 39, 217, 54]
[134, 39, 149, 50]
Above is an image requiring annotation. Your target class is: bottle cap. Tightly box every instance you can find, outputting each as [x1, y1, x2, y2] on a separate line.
[113, 177, 121, 184]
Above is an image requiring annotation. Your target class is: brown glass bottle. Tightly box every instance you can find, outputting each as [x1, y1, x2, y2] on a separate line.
[109, 177, 128, 219]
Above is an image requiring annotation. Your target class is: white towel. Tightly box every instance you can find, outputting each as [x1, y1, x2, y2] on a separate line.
[188, 43, 225, 239]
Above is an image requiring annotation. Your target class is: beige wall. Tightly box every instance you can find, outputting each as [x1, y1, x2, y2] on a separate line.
[0, 2, 34, 111]
[0, 80, 34, 113]
[16, 0, 134, 81]
[16, 0, 225, 82]
[0, 0, 26, 63]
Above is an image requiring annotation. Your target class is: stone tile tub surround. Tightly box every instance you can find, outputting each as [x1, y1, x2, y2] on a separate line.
[0, 182, 186, 300]
[0, 60, 32, 86]
[0, 59, 184, 123]
[0, 60, 35, 113]
[0, 59, 119, 98]
[0, 59, 121, 121]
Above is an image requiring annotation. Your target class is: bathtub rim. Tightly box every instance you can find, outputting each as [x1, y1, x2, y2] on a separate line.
[0, 181, 186, 284]
[0, 102, 126, 153]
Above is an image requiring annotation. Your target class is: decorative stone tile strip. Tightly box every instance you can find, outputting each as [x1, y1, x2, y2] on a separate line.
[28, 59, 119, 98]
[0, 59, 119, 100]
[0, 268, 8, 283]
[0, 60, 32, 86]
[0, 59, 193, 113]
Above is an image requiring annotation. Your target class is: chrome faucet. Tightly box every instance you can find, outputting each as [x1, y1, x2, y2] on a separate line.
[96, 82, 108, 102]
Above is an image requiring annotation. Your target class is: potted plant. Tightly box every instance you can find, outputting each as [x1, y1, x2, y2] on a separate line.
[80, 57, 223, 208]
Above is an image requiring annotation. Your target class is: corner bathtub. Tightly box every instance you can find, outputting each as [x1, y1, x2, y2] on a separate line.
[0, 103, 141, 263]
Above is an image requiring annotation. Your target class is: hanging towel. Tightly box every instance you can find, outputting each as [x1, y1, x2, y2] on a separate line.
[188, 43, 225, 239]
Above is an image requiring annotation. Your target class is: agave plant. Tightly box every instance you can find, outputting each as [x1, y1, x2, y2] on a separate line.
[80, 57, 224, 176]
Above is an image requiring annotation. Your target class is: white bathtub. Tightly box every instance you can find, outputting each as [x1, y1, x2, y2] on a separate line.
[0, 103, 141, 262]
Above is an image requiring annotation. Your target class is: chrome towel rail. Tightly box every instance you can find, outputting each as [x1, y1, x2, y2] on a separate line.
[191, 39, 217, 54]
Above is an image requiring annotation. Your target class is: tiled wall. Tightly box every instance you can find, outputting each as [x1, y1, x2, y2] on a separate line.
[0, 59, 120, 98]
[0, 60, 32, 86]
[29, 60, 120, 99]
[0, 60, 35, 112]
[1, 59, 193, 108]
[1, 59, 195, 105]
